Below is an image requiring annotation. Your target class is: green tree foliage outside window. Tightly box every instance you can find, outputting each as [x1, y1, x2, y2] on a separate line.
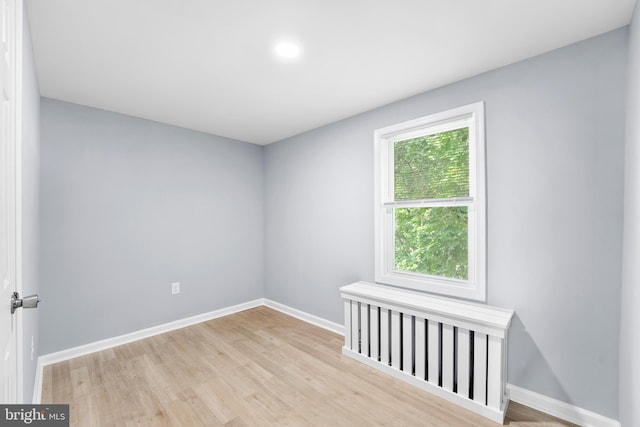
[393, 128, 469, 280]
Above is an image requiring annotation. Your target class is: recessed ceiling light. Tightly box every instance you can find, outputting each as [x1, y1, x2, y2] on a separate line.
[274, 41, 301, 59]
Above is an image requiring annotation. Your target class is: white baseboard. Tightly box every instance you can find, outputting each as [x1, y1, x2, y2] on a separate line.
[37, 299, 263, 368]
[263, 299, 344, 335]
[33, 298, 620, 427]
[33, 298, 264, 404]
[507, 384, 620, 427]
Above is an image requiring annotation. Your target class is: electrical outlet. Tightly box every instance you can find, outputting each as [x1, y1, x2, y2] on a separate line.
[171, 282, 180, 295]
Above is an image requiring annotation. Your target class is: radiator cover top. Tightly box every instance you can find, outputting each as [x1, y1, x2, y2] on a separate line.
[340, 281, 514, 424]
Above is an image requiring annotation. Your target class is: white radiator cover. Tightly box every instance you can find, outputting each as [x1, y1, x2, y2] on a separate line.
[341, 281, 514, 424]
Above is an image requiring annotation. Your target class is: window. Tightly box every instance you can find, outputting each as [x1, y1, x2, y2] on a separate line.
[374, 102, 486, 301]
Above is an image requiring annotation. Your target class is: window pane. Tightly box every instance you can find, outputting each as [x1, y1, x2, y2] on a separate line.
[394, 128, 469, 200]
[394, 207, 468, 280]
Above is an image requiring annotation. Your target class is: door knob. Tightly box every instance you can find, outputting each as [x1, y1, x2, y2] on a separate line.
[11, 292, 40, 314]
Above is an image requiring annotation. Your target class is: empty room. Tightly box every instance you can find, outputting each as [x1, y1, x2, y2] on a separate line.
[2, 0, 640, 426]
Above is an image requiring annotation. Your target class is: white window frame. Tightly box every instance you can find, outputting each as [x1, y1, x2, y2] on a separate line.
[374, 102, 486, 301]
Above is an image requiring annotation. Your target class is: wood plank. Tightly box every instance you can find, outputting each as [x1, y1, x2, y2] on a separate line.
[380, 308, 389, 365]
[487, 335, 503, 410]
[474, 332, 488, 405]
[457, 328, 470, 398]
[343, 300, 351, 349]
[390, 310, 401, 369]
[402, 313, 412, 374]
[442, 324, 454, 392]
[41, 306, 575, 427]
[427, 320, 440, 386]
[415, 317, 426, 380]
[369, 305, 379, 361]
[360, 303, 369, 356]
[351, 300, 359, 351]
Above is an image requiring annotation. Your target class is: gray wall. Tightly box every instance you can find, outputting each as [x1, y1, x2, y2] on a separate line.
[620, 3, 640, 426]
[264, 29, 627, 418]
[21, 12, 40, 403]
[39, 99, 264, 354]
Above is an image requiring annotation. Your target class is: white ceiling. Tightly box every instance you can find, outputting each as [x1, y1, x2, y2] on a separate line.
[25, 0, 636, 145]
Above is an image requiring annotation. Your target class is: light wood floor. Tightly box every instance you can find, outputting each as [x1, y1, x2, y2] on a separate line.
[42, 307, 576, 426]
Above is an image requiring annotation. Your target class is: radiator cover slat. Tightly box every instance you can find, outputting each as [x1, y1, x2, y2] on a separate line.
[341, 281, 514, 424]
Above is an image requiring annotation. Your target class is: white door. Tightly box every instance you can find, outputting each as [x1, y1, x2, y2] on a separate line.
[0, 0, 18, 404]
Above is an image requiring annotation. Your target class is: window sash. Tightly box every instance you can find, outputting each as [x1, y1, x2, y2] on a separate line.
[383, 203, 475, 284]
[382, 121, 477, 204]
[383, 197, 473, 209]
[374, 102, 486, 301]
